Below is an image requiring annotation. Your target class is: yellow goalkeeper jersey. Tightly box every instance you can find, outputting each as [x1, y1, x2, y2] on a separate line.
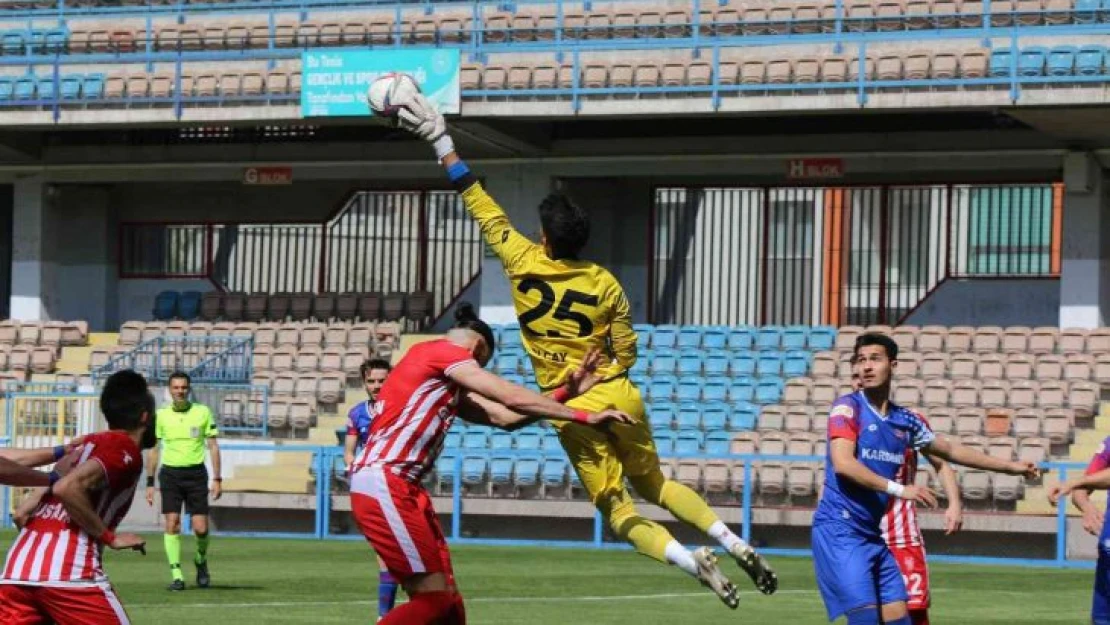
[460, 181, 638, 391]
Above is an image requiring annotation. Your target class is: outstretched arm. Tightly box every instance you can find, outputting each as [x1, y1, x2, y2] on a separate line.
[925, 453, 963, 534]
[924, 436, 1040, 478]
[52, 461, 146, 552]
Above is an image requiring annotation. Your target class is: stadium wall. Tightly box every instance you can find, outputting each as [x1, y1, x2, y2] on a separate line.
[903, 279, 1060, 326]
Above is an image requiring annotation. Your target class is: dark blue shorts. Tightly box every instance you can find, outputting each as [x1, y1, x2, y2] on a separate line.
[812, 521, 908, 621]
[1094, 548, 1110, 625]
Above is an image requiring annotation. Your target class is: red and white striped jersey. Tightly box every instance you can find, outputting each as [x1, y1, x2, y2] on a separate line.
[880, 413, 931, 548]
[1, 430, 142, 586]
[351, 339, 476, 483]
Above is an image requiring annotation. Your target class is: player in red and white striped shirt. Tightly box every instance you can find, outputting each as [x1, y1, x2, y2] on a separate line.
[851, 361, 962, 625]
[0, 370, 156, 625]
[351, 304, 631, 625]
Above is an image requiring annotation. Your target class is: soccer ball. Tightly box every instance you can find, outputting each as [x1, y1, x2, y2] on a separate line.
[366, 72, 421, 117]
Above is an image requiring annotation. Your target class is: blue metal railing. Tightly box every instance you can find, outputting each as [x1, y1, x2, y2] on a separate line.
[91, 336, 253, 383]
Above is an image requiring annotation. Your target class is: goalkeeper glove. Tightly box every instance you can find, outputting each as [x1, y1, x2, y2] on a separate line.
[392, 93, 455, 160]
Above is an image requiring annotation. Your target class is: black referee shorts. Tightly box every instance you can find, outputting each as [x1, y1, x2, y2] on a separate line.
[159, 465, 210, 516]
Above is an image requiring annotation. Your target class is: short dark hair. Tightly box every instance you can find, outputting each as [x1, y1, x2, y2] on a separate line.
[168, 371, 191, 386]
[454, 302, 496, 354]
[854, 332, 899, 361]
[100, 370, 155, 431]
[360, 358, 392, 379]
[538, 192, 589, 260]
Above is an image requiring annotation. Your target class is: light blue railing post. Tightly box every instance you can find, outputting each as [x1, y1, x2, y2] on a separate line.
[555, 0, 564, 62]
[51, 57, 59, 122]
[2, 486, 10, 529]
[833, 0, 844, 53]
[1009, 30, 1019, 102]
[856, 41, 868, 106]
[710, 44, 720, 111]
[315, 449, 329, 539]
[451, 453, 462, 540]
[571, 49, 580, 112]
[593, 509, 603, 546]
[741, 460, 753, 544]
[1056, 464, 1068, 565]
[982, 0, 993, 44]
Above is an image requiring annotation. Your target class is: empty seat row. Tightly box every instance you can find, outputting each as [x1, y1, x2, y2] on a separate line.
[219, 394, 316, 430]
[550, 323, 837, 351]
[0, 345, 57, 373]
[119, 319, 400, 348]
[837, 324, 1110, 354]
[814, 350, 1110, 383]
[0, 320, 87, 347]
[195, 291, 429, 324]
[632, 374, 785, 404]
[627, 348, 813, 377]
[249, 371, 346, 405]
[252, 345, 381, 377]
[990, 45, 1110, 78]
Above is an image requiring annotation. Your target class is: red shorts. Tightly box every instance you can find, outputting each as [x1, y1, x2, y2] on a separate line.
[0, 583, 130, 625]
[351, 466, 455, 585]
[890, 544, 930, 611]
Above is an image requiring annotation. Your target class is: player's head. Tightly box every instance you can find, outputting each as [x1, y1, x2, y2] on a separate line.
[849, 355, 863, 392]
[538, 192, 589, 260]
[100, 369, 157, 449]
[360, 358, 391, 400]
[167, 371, 191, 409]
[450, 302, 496, 367]
[852, 333, 898, 391]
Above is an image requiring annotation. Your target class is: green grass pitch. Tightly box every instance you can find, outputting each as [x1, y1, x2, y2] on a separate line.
[75, 535, 1093, 624]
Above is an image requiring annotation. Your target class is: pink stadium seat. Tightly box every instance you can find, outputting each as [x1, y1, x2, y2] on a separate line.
[1070, 381, 1100, 418]
[893, 380, 922, 406]
[254, 323, 277, 348]
[252, 346, 272, 371]
[835, 326, 863, 351]
[1041, 410, 1071, 444]
[703, 461, 730, 495]
[275, 324, 299, 349]
[979, 380, 1009, 408]
[740, 60, 765, 85]
[1059, 328, 1089, 353]
[787, 464, 817, 498]
[876, 54, 903, 81]
[916, 325, 947, 351]
[268, 398, 291, 429]
[955, 409, 984, 436]
[993, 474, 1023, 502]
[946, 326, 974, 352]
[1018, 437, 1050, 464]
[978, 353, 1005, 380]
[1011, 409, 1042, 438]
[1005, 353, 1034, 380]
[1001, 326, 1031, 352]
[922, 379, 951, 407]
[1064, 354, 1095, 381]
[960, 469, 991, 501]
[920, 352, 949, 379]
[933, 53, 958, 79]
[758, 463, 787, 496]
[973, 326, 1003, 352]
[927, 407, 955, 435]
[1008, 380, 1038, 409]
[676, 460, 702, 491]
[296, 349, 321, 374]
[785, 407, 813, 433]
[318, 372, 345, 405]
[950, 353, 976, 379]
[1088, 328, 1110, 354]
[984, 409, 1013, 436]
[784, 378, 812, 404]
[891, 326, 918, 353]
[1036, 354, 1064, 380]
[320, 347, 343, 373]
[951, 379, 981, 407]
[271, 347, 296, 373]
[759, 406, 786, 432]
[1038, 381, 1067, 409]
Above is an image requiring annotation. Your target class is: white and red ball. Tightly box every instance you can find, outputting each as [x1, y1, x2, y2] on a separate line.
[366, 72, 421, 117]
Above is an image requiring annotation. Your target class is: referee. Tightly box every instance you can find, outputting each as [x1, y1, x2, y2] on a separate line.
[145, 371, 222, 591]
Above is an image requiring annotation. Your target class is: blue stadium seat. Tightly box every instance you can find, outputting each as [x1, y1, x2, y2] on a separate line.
[630, 372, 649, 391]
[704, 349, 730, 376]
[152, 290, 179, 320]
[1076, 0, 1100, 21]
[14, 77, 34, 101]
[676, 376, 702, 402]
[490, 430, 514, 452]
[1077, 45, 1105, 75]
[729, 353, 756, 376]
[655, 431, 677, 455]
[443, 430, 462, 451]
[540, 430, 563, 454]
[501, 328, 523, 349]
[781, 326, 809, 349]
[677, 326, 703, 349]
[514, 455, 541, 487]
[677, 348, 703, 376]
[756, 326, 783, 350]
[44, 29, 65, 54]
[727, 327, 755, 351]
[36, 78, 54, 101]
[990, 49, 1013, 78]
[783, 350, 812, 378]
[701, 403, 728, 431]
[809, 326, 837, 351]
[650, 348, 677, 375]
[702, 326, 727, 349]
[756, 378, 784, 404]
[705, 430, 731, 455]
[569, 466, 583, 489]
[2, 32, 23, 55]
[650, 374, 678, 401]
[489, 455, 514, 485]
[0, 78, 13, 100]
[1048, 46, 1077, 76]
[702, 377, 729, 402]
[728, 403, 759, 430]
[756, 351, 784, 376]
[651, 401, 678, 429]
[633, 324, 653, 350]
[729, 378, 756, 403]
[462, 454, 487, 486]
[629, 354, 649, 376]
[436, 452, 459, 485]
[652, 325, 679, 349]
[495, 353, 521, 375]
[514, 430, 541, 452]
[542, 456, 568, 487]
[178, 291, 202, 319]
[83, 74, 105, 99]
[675, 431, 704, 455]
[1019, 47, 1048, 77]
[462, 430, 489, 450]
[676, 403, 701, 430]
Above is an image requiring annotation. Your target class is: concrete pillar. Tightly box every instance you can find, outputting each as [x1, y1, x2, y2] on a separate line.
[54, 186, 114, 331]
[10, 175, 55, 321]
[1059, 152, 1110, 328]
[476, 165, 552, 324]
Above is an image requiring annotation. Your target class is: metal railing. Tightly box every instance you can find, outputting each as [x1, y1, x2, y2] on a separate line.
[92, 336, 253, 383]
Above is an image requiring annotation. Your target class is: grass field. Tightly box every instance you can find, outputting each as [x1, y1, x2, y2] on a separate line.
[73, 534, 1093, 624]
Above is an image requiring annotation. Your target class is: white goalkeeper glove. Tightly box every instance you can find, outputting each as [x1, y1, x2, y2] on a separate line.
[392, 93, 455, 160]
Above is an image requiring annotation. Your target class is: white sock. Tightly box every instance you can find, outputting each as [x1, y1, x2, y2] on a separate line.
[664, 540, 699, 578]
[708, 521, 747, 553]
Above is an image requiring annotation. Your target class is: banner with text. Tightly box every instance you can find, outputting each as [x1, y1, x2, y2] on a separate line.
[301, 49, 461, 118]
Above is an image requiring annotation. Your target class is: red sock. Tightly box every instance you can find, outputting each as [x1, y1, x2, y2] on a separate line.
[379, 590, 456, 625]
[909, 609, 930, 625]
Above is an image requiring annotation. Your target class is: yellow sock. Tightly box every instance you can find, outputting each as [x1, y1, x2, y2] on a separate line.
[629, 471, 721, 534]
[596, 487, 674, 564]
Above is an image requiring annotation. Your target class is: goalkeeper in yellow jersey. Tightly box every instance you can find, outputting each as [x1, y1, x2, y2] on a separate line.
[372, 87, 777, 609]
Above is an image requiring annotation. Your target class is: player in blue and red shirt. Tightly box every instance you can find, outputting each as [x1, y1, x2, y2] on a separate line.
[814, 333, 1040, 625]
[343, 358, 395, 623]
[1050, 436, 1110, 625]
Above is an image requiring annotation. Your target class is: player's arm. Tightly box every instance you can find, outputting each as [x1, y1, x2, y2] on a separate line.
[51, 460, 145, 552]
[144, 444, 160, 506]
[923, 436, 1040, 478]
[206, 435, 222, 501]
[0, 439, 84, 468]
[606, 283, 638, 370]
[925, 453, 963, 534]
[1058, 449, 1110, 535]
[447, 361, 629, 427]
[0, 457, 51, 487]
[13, 488, 46, 529]
[343, 431, 358, 468]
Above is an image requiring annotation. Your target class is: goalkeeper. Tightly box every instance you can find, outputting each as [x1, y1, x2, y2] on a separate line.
[371, 88, 778, 609]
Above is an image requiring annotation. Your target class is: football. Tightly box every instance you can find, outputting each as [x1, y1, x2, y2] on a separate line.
[366, 72, 421, 117]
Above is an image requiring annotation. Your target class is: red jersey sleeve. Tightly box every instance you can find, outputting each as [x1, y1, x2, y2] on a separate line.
[85, 433, 142, 491]
[827, 397, 860, 442]
[426, 340, 479, 377]
[1086, 437, 1110, 475]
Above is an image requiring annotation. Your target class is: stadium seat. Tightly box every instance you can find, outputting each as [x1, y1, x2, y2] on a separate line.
[677, 348, 703, 376]
[675, 430, 704, 455]
[781, 326, 808, 349]
[758, 406, 785, 432]
[650, 401, 678, 429]
[153, 291, 179, 320]
[652, 325, 679, 349]
[1019, 46, 1048, 76]
[755, 378, 784, 404]
[756, 326, 783, 350]
[783, 350, 811, 378]
[436, 452, 459, 486]
[655, 431, 677, 455]
[489, 455, 514, 486]
[808, 326, 836, 350]
[702, 377, 728, 402]
[728, 402, 758, 431]
[989, 49, 1013, 77]
[650, 374, 678, 401]
[729, 353, 756, 377]
[727, 327, 755, 351]
[540, 430, 563, 454]
[514, 455, 541, 488]
[701, 403, 728, 431]
[676, 460, 702, 490]
[704, 349, 730, 375]
[462, 455, 488, 487]
[541, 456, 568, 489]
[462, 430, 489, 450]
[702, 326, 727, 349]
[490, 430, 514, 452]
[704, 430, 731, 455]
[651, 348, 677, 374]
[677, 326, 703, 348]
[514, 430, 541, 452]
[756, 351, 784, 376]
[633, 324, 653, 349]
[729, 377, 755, 403]
[676, 403, 701, 430]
